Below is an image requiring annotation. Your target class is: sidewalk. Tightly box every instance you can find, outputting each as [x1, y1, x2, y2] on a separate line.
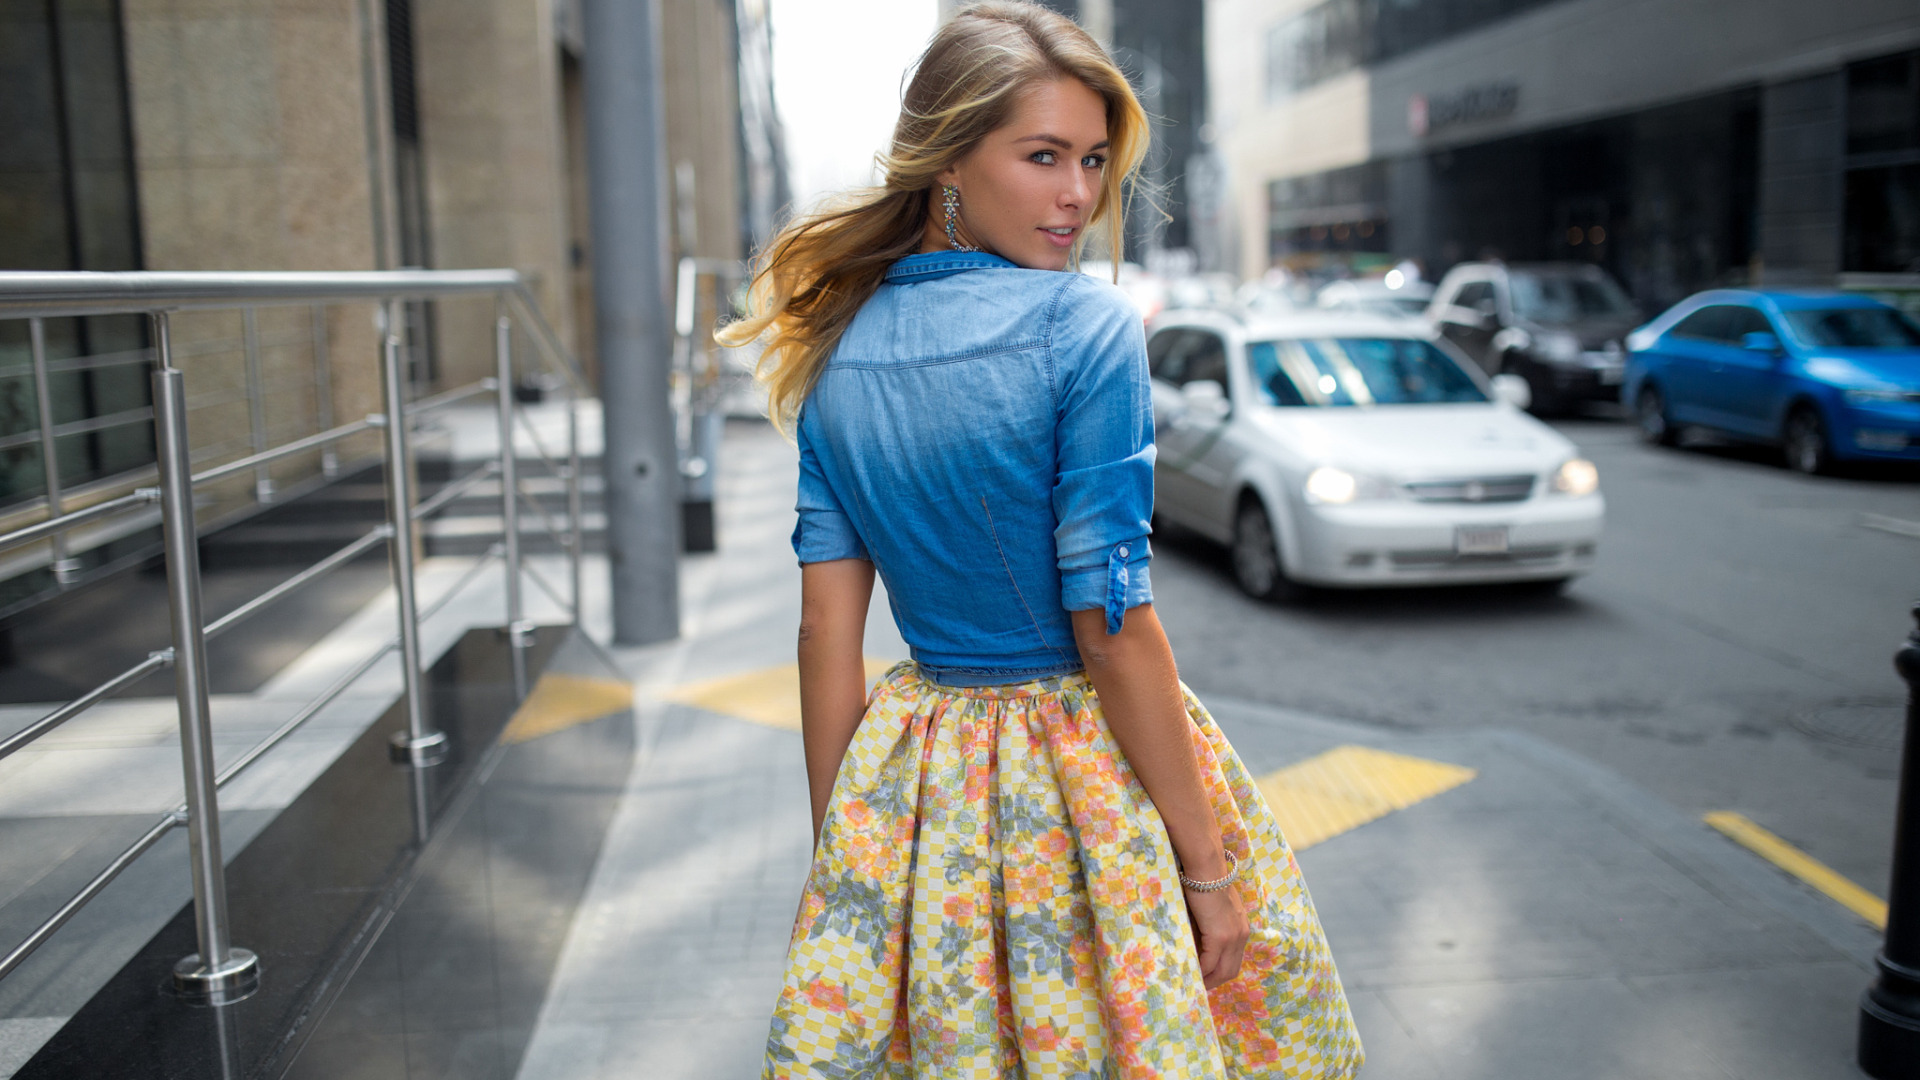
[516, 419, 1879, 1079]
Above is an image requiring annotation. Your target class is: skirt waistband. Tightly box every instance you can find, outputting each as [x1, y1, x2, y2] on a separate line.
[887, 660, 1091, 700]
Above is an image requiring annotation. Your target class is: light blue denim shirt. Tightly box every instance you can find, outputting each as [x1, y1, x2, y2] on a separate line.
[792, 250, 1155, 687]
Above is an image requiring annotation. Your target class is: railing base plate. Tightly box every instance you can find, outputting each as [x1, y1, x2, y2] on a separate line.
[388, 729, 450, 767]
[172, 947, 259, 1005]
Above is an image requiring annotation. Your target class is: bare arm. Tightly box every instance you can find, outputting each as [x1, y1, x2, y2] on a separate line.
[1072, 604, 1250, 987]
[798, 559, 876, 844]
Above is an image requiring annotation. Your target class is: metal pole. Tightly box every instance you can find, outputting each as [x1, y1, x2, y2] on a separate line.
[495, 310, 530, 700]
[582, 0, 680, 644]
[379, 300, 448, 766]
[1863, 604, 1920, 1075]
[311, 304, 338, 477]
[151, 310, 259, 1002]
[242, 308, 273, 502]
[28, 318, 79, 583]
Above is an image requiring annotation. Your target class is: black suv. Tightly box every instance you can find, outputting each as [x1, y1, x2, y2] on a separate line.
[1427, 262, 1640, 414]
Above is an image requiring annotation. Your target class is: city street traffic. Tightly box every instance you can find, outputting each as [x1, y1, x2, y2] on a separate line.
[1154, 412, 1920, 896]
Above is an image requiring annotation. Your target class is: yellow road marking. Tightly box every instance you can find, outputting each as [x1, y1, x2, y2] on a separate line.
[665, 658, 898, 730]
[501, 672, 635, 744]
[1705, 810, 1887, 929]
[1257, 745, 1477, 850]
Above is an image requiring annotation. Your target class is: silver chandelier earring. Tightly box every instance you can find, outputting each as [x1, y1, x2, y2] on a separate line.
[941, 185, 979, 253]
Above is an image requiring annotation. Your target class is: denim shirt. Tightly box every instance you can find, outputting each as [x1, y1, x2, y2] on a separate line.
[792, 250, 1155, 686]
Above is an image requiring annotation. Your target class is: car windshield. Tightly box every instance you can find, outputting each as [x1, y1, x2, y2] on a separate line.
[1781, 307, 1920, 349]
[1249, 338, 1488, 407]
[1508, 273, 1635, 324]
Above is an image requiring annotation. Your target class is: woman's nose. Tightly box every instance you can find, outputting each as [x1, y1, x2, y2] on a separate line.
[1062, 169, 1091, 209]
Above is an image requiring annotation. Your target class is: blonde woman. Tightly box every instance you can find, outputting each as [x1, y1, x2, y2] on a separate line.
[720, 3, 1361, 1076]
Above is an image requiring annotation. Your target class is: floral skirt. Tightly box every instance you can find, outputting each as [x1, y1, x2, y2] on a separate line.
[765, 663, 1363, 1079]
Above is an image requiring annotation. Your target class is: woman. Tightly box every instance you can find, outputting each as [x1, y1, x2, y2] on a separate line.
[719, 4, 1362, 1076]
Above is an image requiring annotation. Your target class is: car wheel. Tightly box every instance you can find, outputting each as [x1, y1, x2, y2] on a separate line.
[1782, 405, 1832, 475]
[1232, 498, 1303, 602]
[1636, 384, 1677, 446]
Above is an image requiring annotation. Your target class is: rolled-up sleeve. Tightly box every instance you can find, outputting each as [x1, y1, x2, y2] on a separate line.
[1052, 278, 1155, 633]
[792, 416, 869, 565]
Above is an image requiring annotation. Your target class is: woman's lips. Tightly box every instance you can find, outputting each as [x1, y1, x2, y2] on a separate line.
[1039, 226, 1079, 248]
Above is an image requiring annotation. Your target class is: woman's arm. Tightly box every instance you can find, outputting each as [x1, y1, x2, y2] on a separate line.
[798, 558, 876, 844]
[1072, 604, 1250, 988]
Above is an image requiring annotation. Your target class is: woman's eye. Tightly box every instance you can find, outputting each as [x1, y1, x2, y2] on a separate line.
[1082, 155, 1107, 170]
[1031, 150, 1057, 165]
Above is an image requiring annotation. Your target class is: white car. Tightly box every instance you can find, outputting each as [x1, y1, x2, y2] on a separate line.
[1146, 310, 1605, 598]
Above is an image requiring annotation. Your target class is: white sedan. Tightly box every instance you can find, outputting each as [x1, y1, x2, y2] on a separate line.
[1145, 311, 1605, 599]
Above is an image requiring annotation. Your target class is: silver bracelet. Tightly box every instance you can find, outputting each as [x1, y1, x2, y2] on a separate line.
[1178, 850, 1240, 892]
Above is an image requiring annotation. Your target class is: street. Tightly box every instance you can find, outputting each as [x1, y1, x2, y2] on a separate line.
[1154, 415, 1920, 898]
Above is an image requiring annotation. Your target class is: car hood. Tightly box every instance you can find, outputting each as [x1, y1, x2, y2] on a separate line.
[1519, 316, 1639, 349]
[1246, 404, 1577, 479]
[1798, 349, 1920, 389]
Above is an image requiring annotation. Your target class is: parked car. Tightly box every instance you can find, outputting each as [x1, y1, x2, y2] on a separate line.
[1316, 274, 1434, 319]
[1428, 262, 1640, 414]
[1145, 309, 1605, 599]
[1623, 290, 1920, 473]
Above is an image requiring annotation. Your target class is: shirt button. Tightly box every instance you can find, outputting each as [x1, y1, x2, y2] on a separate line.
[1117, 545, 1130, 558]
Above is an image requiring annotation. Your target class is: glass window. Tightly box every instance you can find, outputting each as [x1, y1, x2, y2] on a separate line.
[1508, 272, 1636, 324]
[1724, 307, 1777, 340]
[1671, 306, 1733, 342]
[1184, 333, 1229, 388]
[1248, 338, 1488, 407]
[1782, 307, 1920, 349]
[1453, 281, 1494, 309]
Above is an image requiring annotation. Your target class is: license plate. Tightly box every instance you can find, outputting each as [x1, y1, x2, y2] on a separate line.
[1599, 367, 1624, 385]
[1455, 525, 1510, 555]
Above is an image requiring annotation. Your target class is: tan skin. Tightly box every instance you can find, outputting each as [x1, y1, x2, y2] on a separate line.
[798, 78, 1251, 990]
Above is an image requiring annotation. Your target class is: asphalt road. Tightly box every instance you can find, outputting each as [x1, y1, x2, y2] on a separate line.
[1151, 416, 1920, 896]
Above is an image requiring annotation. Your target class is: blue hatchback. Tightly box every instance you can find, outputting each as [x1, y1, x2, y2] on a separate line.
[1622, 290, 1920, 473]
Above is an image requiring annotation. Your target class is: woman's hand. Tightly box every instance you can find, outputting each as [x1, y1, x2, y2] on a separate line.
[1185, 884, 1251, 989]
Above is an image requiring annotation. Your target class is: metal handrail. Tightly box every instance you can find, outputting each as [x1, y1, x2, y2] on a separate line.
[0, 268, 599, 1001]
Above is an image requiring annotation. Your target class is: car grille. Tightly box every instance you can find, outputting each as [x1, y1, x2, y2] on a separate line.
[1401, 474, 1537, 503]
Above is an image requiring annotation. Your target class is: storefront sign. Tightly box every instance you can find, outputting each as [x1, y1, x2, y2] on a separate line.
[1408, 81, 1520, 137]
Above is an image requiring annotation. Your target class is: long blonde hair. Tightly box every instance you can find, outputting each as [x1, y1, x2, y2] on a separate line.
[715, 0, 1150, 433]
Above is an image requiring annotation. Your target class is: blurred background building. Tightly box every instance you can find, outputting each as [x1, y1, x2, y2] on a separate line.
[1209, 0, 1920, 310]
[0, 0, 786, 617]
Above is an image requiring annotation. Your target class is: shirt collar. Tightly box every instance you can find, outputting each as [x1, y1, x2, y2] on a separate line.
[884, 250, 1020, 283]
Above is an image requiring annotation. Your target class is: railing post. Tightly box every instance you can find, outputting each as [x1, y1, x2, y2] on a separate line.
[242, 307, 273, 502]
[495, 308, 530, 698]
[380, 300, 448, 766]
[28, 317, 80, 583]
[567, 382, 584, 627]
[311, 304, 338, 478]
[150, 310, 259, 1003]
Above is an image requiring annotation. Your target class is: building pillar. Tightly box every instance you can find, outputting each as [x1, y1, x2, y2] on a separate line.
[1756, 71, 1845, 285]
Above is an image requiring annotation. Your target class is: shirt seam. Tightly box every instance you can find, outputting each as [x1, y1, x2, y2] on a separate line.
[1041, 274, 1077, 411]
[829, 339, 1045, 370]
[979, 495, 1071, 663]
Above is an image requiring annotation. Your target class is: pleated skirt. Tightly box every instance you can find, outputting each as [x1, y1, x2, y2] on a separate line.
[765, 662, 1364, 1079]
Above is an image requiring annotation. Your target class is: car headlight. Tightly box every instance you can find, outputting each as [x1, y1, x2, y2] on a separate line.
[1536, 330, 1582, 363]
[1551, 458, 1599, 496]
[1844, 387, 1917, 406]
[1304, 466, 1395, 505]
[1305, 467, 1359, 504]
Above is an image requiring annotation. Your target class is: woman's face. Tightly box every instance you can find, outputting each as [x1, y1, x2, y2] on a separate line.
[939, 78, 1109, 271]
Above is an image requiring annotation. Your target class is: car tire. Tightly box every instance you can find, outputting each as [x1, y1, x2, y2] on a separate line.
[1232, 498, 1304, 603]
[1514, 576, 1573, 596]
[1782, 405, 1832, 476]
[1636, 384, 1677, 447]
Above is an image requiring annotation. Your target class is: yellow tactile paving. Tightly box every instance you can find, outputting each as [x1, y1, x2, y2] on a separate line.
[664, 658, 899, 730]
[1257, 744, 1478, 851]
[1705, 810, 1888, 929]
[501, 672, 635, 744]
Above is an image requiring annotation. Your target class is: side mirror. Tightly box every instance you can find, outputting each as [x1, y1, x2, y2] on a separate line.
[1743, 331, 1782, 354]
[1491, 373, 1533, 410]
[1181, 379, 1231, 422]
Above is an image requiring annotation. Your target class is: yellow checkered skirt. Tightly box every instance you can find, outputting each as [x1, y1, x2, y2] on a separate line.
[765, 663, 1363, 1078]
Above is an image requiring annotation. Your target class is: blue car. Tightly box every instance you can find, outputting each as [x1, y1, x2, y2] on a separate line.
[1622, 290, 1920, 473]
